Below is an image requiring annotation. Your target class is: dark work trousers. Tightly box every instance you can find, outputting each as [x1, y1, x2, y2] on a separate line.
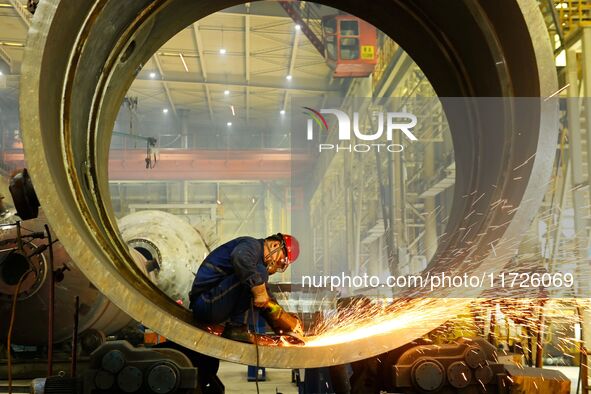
[190, 263, 267, 325]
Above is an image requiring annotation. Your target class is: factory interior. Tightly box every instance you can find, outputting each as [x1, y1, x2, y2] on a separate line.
[2, 0, 591, 393]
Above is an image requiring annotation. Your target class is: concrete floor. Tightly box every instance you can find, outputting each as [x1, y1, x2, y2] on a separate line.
[218, 361, 299, 394]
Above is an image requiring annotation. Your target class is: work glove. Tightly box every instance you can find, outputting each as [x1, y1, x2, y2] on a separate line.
[251, 284, 270, 308]
[262, 301, 305, 337]
[289, 314, 304, 337]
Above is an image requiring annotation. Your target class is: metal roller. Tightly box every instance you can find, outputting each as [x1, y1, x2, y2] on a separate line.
[20, 0, 557, 367]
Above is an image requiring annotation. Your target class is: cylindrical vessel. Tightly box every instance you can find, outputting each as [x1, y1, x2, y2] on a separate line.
[20, 0, 557, 367]
[118, 210, 208, 306]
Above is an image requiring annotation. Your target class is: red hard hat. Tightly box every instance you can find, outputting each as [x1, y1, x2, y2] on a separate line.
[281, 233, 300, 264]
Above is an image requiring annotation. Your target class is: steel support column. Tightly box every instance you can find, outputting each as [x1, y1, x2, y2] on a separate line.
[573, 29, 591, 358]
[566, 49, 587, 257]
[423, 141, 438, 261]
[392, 131, 408, 269]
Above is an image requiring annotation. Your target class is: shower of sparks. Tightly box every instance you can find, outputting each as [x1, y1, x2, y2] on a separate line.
[544, 84, 569, 101]
[513, 153, 537, 171]
[303, 295, 591, 372]
[305, 299, 468, 347]
[296, 184, 591, 354]
[276, 95, 591, 363]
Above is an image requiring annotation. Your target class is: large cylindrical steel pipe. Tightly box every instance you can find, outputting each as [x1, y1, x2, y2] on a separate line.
[20, 0, 557, 367]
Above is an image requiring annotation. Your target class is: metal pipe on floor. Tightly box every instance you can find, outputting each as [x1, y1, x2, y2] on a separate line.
[71, 296, 79, 378]
[535, 304, 545, 368]
[45, 224, 53, 377]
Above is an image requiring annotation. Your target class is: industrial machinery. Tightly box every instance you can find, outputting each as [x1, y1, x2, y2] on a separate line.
[278, 2, 378, 78]
[0, 0, 576, 392]
[338, 338, 571, 393]
[389, 338, 570, 393]
[18, 0, 558, 368]
[118, 210, 208, 306]
[0, 197, 213, 391]
[2, 211, 572, 393]
[294, 336, 571, 393]
[0, 209, 136, 346]
[0, 205, 207, 346]
[28, 341, 199, 394]
[321, 15, 378, 77]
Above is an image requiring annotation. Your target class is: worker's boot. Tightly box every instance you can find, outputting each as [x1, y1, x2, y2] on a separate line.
[221, 323, 254, 344]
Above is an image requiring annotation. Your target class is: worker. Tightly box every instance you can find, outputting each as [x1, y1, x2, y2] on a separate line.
[189, 233, 302, 341]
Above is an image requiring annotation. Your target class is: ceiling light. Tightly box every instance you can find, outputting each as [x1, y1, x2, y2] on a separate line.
[295, 24, 301, 31]
[286, 75, 292, 80]
[231, 105, 236, 116]
[224, 90, 230, 96]
[280, 110, 286, 115]
[0, 41, 24, 47]
[149, 72, 156, 78]
[227, 122, 232, 126]
[163, 108, 169, 114]
[216, 199, 222, 205]
[219, 48, 227, 55]
[0, 71, 3, 76]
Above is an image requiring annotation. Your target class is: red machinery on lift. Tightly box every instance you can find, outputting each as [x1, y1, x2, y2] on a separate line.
[277, 2, 378, 78]
[321, 15, 378, 78]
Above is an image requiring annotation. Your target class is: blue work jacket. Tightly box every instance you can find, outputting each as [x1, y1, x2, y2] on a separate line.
[189, 237, 268, 302]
